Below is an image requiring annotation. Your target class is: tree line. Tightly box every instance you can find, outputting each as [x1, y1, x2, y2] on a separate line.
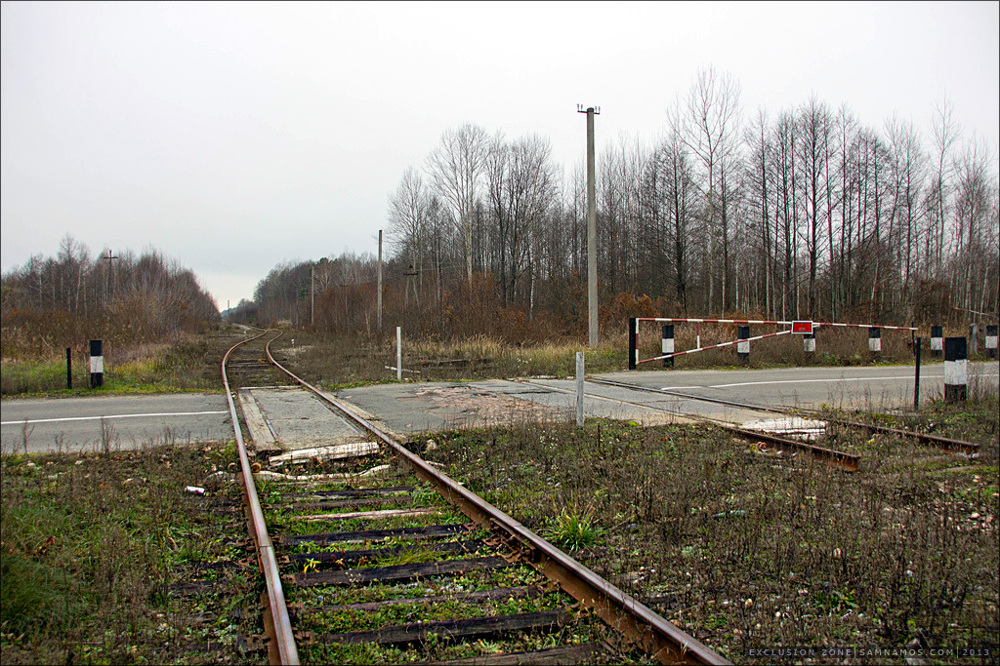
[2, 235, 219, 357]
[249, 67, 999, 338]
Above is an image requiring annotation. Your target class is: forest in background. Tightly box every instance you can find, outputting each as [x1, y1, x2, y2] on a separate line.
[240, 69, 998, 340]
[1, 236, 219, 359]
[4, 68, 997, 353]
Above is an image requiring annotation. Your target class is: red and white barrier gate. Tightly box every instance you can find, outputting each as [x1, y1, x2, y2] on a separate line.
[627, 317, 917, 369]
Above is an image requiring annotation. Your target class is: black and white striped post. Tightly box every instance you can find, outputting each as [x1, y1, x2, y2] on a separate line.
[737, 326, 749, 363]
[868, 327, 881, 356]
[628, 318, 638, 370]
[930, 326, 943, 356]
[944, 337, 967, 403]
[89, 339, 104, 388]
[661, 325, 674, 368]
[987, 325, 998, 358]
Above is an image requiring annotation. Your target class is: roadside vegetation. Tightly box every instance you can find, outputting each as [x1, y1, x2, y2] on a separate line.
[5, 320, 965, 397]
[1, 338, 219, 396]
[0, 442, 263, 665]
[418, 395, 999, 664]
[264, 322, 971, 391]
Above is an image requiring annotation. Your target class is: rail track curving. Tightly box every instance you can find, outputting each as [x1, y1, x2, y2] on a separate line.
[221, 331, 730, 665]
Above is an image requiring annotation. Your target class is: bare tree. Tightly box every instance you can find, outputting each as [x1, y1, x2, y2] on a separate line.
[797, 95, 830, 317]
[677, 66, 742, 313]
[952, 137, 997, 314]
[427, 123, 489, 284]
[387, 167, 429, 302]
[743, 108, 773, 316]
[485, 132, 558, 307]
[884, 114, 926, 318]
[928, 97, 961, 277]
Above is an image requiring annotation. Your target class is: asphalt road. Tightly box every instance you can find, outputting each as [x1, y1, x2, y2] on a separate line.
[597, 360, 1000, 412]
[337, 361, 999, 436]
[2, 361, 996, 453]
[0, 393, 232, 454]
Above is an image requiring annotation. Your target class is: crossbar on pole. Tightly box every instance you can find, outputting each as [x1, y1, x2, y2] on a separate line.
[637, 329, 793, 365]
[633, 317, 916, 331]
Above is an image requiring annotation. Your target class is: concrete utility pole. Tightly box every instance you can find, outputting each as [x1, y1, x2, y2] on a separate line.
[377, 230, 383, 332]
[105, 250, 116, 299]
[578, 105, 600, 347]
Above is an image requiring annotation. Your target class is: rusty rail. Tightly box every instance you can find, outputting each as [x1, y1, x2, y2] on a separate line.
[716, 424, 861, 471]
[263, 337, 729, 665]
[588, 377, 982, 457]
[821, 416, 981, 455]
[587, 377, 860, 470]
[222, 331, 299, 665]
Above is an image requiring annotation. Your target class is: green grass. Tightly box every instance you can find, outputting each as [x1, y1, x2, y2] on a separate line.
[0, 444, 264, 665]
[543, 499, 603, 551]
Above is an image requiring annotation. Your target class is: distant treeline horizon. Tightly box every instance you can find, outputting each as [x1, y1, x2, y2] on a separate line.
[2, 236, 218, 358]
[236, 70, 998, 338]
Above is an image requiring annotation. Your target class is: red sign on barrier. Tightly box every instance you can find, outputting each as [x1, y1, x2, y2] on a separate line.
[791, 320, 814, 334]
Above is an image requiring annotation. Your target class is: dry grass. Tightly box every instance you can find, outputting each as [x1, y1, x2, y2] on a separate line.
[421, 405, 999, 664]
[1, 336, 216, 396]
[268, 325, 937, 390]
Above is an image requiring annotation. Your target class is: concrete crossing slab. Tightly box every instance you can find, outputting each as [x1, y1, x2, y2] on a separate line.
[246, 386, 368, 451]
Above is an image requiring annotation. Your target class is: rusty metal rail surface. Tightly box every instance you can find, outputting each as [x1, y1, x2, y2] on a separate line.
[222, 331, 299, 665]
[713, 423, 860, 472]
[821, 415, 981, 455]
[262, 336, 729, 665]
[588, 377, 981, 458]
[586, 377, 860, 471]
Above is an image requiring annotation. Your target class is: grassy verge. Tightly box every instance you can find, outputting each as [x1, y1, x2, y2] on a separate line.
[1, 337, 220, 397]
[3, 325, 993, 397]
[419, 399, 999, 664]
[0, 443, 264, 665]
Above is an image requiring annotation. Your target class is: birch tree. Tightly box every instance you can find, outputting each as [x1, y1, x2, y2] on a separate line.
[427, 123, 489, 284]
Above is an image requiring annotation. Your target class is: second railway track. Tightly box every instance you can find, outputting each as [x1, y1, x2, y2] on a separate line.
[222, 331, 729, 665]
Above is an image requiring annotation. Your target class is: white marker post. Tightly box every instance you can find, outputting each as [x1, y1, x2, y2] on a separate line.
[396, 327, 402, 381]
[986, 325, 998, 358]
[737, 326, 750, 363]
[868, 327, 882, 356]
[576, 352, 585, 427]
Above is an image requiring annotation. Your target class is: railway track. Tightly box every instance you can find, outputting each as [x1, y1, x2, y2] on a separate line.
[583, 377, 983, 470]
[222, 331, 729, 665]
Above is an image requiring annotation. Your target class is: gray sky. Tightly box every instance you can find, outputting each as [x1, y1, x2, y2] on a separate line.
[3, 1, 998, 311]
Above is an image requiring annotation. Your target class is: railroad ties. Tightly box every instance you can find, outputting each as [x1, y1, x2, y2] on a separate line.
[223, 329, 728, 665]
[269, 470, 608, 664]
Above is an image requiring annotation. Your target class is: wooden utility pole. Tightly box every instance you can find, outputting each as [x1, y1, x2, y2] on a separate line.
[578, 105, 600, 346]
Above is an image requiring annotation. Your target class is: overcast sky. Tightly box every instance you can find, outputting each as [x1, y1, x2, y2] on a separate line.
[2, 1, 998, 311]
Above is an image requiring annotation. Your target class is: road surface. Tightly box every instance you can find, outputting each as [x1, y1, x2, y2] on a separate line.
[2, 362, 996, 453]
[1, 393, 232, 454]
